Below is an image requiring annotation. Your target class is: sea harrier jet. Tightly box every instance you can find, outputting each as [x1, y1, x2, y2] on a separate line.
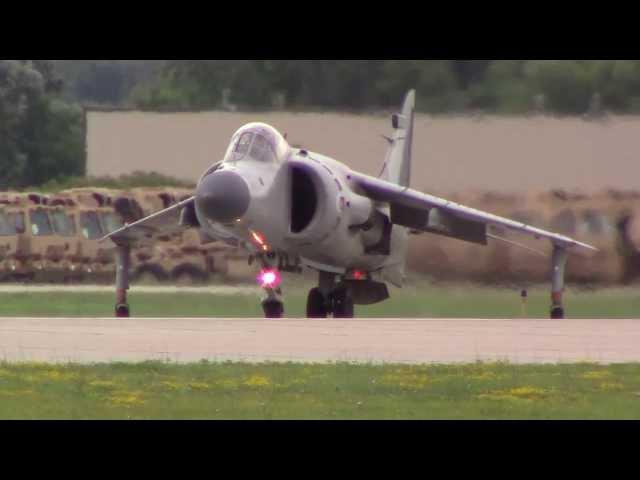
[104, 91, 596, 319]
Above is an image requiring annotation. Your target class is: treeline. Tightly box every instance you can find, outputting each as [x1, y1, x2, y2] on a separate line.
[5, 60, 640, 190]
[0, 60, 84, 189]
[52, 60, 640, 116]
[130, 60, 640, 115]
[53, 60, 164, 106]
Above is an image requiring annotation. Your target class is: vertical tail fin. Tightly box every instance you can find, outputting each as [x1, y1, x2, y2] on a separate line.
[378, 91, 415, 288]
[380, 90, 415, 187]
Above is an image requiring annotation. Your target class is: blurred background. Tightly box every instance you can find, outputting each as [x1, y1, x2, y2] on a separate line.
[1, 60, 639, 287]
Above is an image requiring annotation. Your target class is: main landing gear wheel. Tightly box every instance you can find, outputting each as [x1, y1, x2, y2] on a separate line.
[332, 287, 354, 319]
[262, 299, 284, 318]
[550, 306, 565, 319]
[307, 288, 328, 318]
[306, 287, 354, 318]
[115, 304, 130, 318]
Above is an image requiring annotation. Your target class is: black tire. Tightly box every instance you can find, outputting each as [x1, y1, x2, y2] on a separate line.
[262, 299, 284, 319]
[134, 264, 169, 284]
[550, 306, 565, 319]
[115, 304, 130, 318]
[307, 288, 328, 318]
[332, 287, 354, 318]
[171, 264, 209, 285]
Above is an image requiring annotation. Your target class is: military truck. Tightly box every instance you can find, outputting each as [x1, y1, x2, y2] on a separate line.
[111, 187, 233, 285]
[2, 186, 638, 286]
[408, 189, 639, 285]
[46, 189, 126, 283]
[0, 193, 20, 281]
[0, 192, 75, 282]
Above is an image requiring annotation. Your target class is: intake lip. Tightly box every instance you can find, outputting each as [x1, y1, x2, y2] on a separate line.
[195, 170, 250, 224]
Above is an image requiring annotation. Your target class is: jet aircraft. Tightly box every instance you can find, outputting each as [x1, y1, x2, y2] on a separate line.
[104, 91, 596, 319]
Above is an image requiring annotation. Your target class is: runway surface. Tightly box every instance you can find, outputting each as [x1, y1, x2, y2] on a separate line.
[1, 318, 639, 365]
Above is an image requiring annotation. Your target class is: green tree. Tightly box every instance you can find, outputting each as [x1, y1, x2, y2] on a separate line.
[0, 60, 84, 189]
[128, 60, 640, 115]
[523, 61, 593, 114]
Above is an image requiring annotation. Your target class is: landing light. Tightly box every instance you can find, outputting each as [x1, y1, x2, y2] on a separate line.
[257, 268, 281, 289]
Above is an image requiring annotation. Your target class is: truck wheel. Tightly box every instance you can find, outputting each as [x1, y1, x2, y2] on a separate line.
[172, 264, 209, 285]
[134, 265, 168, 284]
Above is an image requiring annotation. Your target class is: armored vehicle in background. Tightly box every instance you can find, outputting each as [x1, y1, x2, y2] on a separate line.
[1, 186, 636, 286]
[49, 189, 124, 283]
[409, 189, 639, 285]
[0, 188, 237, 285]
[0, 192, 73, 282]
[112, 187, 233, 284]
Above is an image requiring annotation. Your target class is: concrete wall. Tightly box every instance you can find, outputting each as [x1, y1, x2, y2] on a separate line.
[86, 111, 640, 193]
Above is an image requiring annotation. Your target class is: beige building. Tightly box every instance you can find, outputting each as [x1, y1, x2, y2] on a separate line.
[86, 110, 640, 194]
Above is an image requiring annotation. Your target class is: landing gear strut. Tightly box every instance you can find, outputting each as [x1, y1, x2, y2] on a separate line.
[550, 245, 568, 319]
[115, 245, 131, 318]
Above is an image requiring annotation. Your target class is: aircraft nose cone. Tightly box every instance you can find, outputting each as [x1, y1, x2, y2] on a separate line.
[196, 171, 250, 223]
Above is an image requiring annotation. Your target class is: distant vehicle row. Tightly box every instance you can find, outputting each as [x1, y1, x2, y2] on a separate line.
[0, 188, 235, 284]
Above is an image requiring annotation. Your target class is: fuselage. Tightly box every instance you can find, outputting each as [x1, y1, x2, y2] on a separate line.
[193, 122, 406, 276]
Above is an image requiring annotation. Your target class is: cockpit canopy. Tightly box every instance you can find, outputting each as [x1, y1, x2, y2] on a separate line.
[223, 123, 289, 164]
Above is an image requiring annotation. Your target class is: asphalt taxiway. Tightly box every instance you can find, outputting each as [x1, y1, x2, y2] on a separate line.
[1, 318, 639, 364]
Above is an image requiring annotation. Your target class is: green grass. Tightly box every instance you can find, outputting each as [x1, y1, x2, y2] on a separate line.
[1, 361, 640, 419]
[1, 283, 639, 318]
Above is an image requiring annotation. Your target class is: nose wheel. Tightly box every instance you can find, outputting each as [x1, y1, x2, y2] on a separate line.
[262, 298, 284, 318]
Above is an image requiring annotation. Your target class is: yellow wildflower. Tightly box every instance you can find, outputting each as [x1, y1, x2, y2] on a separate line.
[244, 375, 271, 387]
[187, 382, 210, 391]
[581, 371, 612, 380]
[109, 391, 145, 407]
[478, 386, 549, 401]
[599, 382, 624, 392]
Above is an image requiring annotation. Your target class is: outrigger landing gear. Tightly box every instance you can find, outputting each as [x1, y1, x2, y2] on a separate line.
[306, 272, 355, 319]
[550, 245, 568, 319]
[115, 244, 131, 318]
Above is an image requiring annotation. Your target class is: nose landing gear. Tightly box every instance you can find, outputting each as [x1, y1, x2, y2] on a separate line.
[262, 297, 284, 318]
[256, 254, 284, 318]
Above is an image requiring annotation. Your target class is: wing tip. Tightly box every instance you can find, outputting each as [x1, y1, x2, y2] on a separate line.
[567, 240, 599, 252]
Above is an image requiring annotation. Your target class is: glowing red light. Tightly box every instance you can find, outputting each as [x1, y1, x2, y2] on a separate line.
[353, 270, 365, 280]
[257, 268, 281, 289]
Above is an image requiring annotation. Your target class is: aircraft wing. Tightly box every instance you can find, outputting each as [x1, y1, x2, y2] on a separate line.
[101, 196, 196, 246]
[350, 172, 597, 252]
